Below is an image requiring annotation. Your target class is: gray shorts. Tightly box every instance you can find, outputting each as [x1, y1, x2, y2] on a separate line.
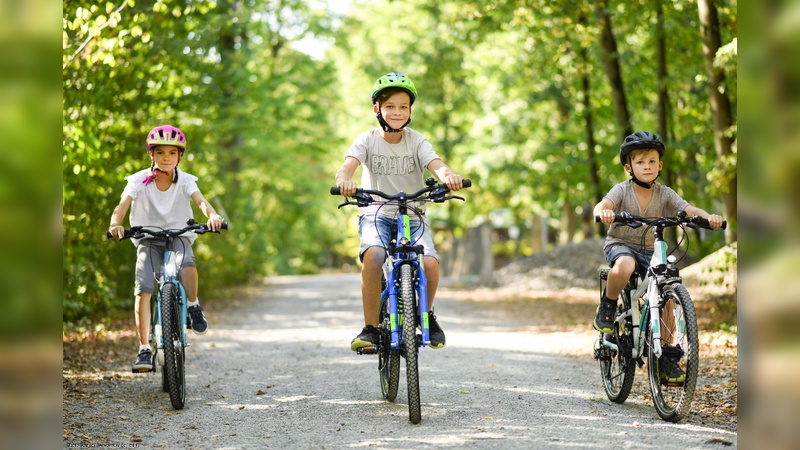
[604, 243, 653, 280]
[358, 214, 438, 262]
[134, 237, 196, 295]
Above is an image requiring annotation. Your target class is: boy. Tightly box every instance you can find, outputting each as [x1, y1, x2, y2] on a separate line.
[593, 130, 724, 381]
[335, 72, 465, 351]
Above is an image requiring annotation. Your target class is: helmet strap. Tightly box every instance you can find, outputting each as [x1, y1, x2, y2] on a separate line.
[375, 111, 410, 133]
[630, 171, 660, 189]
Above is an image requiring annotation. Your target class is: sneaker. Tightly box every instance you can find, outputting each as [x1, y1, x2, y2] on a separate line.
[132, 349, 153, 372]
[593, 301, 616, 333]
[659, 346, 686, 384]
[428, 310, 446, 349]
[187, 304, 208, 335]
[350, 325, 380, 351]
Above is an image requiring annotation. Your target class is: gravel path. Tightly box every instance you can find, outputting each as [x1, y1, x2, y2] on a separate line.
[63, 273, 737, 449]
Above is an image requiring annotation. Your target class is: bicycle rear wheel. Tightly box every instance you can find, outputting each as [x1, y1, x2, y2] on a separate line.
[160, 283, 186, 410]
[597, 291, 636, 403]
[400, 263, 421, 424]
[379, 276, 400, 402]
[646, 284, 698, 422]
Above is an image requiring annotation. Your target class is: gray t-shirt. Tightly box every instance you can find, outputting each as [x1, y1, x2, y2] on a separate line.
[121, 168, 200, 246]
[603, 180, 689, 251]
[345, 127, 440, 217]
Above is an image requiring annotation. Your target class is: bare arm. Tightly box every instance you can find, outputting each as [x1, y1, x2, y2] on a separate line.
[108, 196, 133, 239]
[335, 156, 360, 197]
[427, 159, 464, 191]
[593, 198, 616, 224]
[191, 191, 224, 231]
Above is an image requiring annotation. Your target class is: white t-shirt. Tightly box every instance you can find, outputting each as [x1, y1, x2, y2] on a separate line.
[121, 169, 201, 245]
[345, 127, 440, 217]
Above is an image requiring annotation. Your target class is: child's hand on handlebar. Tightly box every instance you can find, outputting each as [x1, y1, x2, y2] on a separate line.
[706, 214, 724, 229]
[109, 224, 125, 240]
[207, 214, 225, 232]
[596, 209, 616, 224]
[442, 174, 464, 192]
[337, 180, 357, 197]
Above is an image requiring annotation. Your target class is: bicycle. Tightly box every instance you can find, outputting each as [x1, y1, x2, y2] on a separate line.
[592, 211, 726, 422]
[331, 177, 471, 424]
[107, 219, 227, 410]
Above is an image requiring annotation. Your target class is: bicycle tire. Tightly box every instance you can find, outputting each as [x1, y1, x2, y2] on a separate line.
[400, 263, 421, 424]
[160, 283, 186, 410]
[598, 291, 636, 403]
[379, 280, 400, 402]
[646, 284, 698, 422]
[149, 298, 168, 392]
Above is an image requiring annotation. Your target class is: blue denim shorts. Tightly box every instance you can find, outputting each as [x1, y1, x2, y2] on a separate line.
[604, 243, 652, 280]
[358, 214, 438, 262]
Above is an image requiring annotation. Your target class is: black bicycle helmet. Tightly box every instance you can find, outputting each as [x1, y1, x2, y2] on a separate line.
[619, 131, 665, 166]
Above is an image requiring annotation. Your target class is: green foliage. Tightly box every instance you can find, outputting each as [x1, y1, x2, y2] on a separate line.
[63, 0, 737, 321]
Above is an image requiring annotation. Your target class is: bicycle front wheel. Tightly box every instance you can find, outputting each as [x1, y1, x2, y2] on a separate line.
[379, 278, 400, 402]
[646, 284, 698, 422]
[400, 263, 421, 424]
[598, 291, 636, 403]
[160, 283, 186, 410]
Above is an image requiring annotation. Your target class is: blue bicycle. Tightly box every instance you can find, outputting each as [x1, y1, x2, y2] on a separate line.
[331, 177, 471, 424]
[107, 219, 226, 409]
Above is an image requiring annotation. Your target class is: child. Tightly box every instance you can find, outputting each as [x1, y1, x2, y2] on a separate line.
[108, 125, 224, 371]
[334, 72, 465, 351]
[593, 130, 724, 381]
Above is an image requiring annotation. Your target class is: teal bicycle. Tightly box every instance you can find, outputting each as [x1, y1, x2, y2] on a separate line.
[593, 211, 726, 422]
[108, 219, 226, 409]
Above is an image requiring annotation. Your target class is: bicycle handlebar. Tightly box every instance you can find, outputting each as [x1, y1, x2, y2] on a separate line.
[330, 179, 471, 199]
[106, 220, 228, 240]
[594, 211, 726, 231]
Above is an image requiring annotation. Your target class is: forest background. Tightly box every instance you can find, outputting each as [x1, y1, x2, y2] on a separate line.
[62, 0, 737, 322]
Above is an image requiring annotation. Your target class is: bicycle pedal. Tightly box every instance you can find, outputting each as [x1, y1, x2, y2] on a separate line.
[131, 366, 155, 374]
[356, 346, 379, 355]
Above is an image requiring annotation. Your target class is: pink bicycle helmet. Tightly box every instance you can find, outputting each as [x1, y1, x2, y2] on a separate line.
[146, 125, 187, 151]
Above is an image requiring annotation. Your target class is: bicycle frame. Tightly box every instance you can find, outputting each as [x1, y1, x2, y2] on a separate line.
[601, 218, 697, 360]
[153, 247, 189, 354]
[382, 214, 431, 350]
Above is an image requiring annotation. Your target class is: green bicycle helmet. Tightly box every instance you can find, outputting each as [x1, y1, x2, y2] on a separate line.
[371, 72, 417, 105]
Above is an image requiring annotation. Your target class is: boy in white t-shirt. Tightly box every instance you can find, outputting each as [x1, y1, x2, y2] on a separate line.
[335, 72, 466, 351]
[108, 125, 224, 371]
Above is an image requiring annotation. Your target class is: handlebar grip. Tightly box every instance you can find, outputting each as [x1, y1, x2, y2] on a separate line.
[695, 217, 727, 230]
[106, 229, 137, 240]
[462, 179, 472, 188]
[330, 186, 340, 196]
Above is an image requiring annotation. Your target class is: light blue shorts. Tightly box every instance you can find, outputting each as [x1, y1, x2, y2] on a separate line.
[358, 214, 438, 262]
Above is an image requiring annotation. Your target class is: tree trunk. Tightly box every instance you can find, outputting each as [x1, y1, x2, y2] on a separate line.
[593, 0, 633, 140]
[698, 0, 737, 243]
[579, 13, 604, 239]
[655, 0, 678, 248]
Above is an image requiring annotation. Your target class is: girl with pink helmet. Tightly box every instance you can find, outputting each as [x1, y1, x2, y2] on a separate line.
[108, 125, 225, 371]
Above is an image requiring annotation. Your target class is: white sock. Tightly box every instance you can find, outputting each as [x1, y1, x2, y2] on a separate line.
[187, 299, 200, 307]
[139, 344, 151, 352]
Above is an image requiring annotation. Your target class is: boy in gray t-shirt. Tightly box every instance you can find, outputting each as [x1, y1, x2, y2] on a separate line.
[592, 131, 724, 381]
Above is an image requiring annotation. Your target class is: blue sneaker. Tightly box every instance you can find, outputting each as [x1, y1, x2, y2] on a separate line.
[132, 349, 153, 372]
[187, 305, 208, 335]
